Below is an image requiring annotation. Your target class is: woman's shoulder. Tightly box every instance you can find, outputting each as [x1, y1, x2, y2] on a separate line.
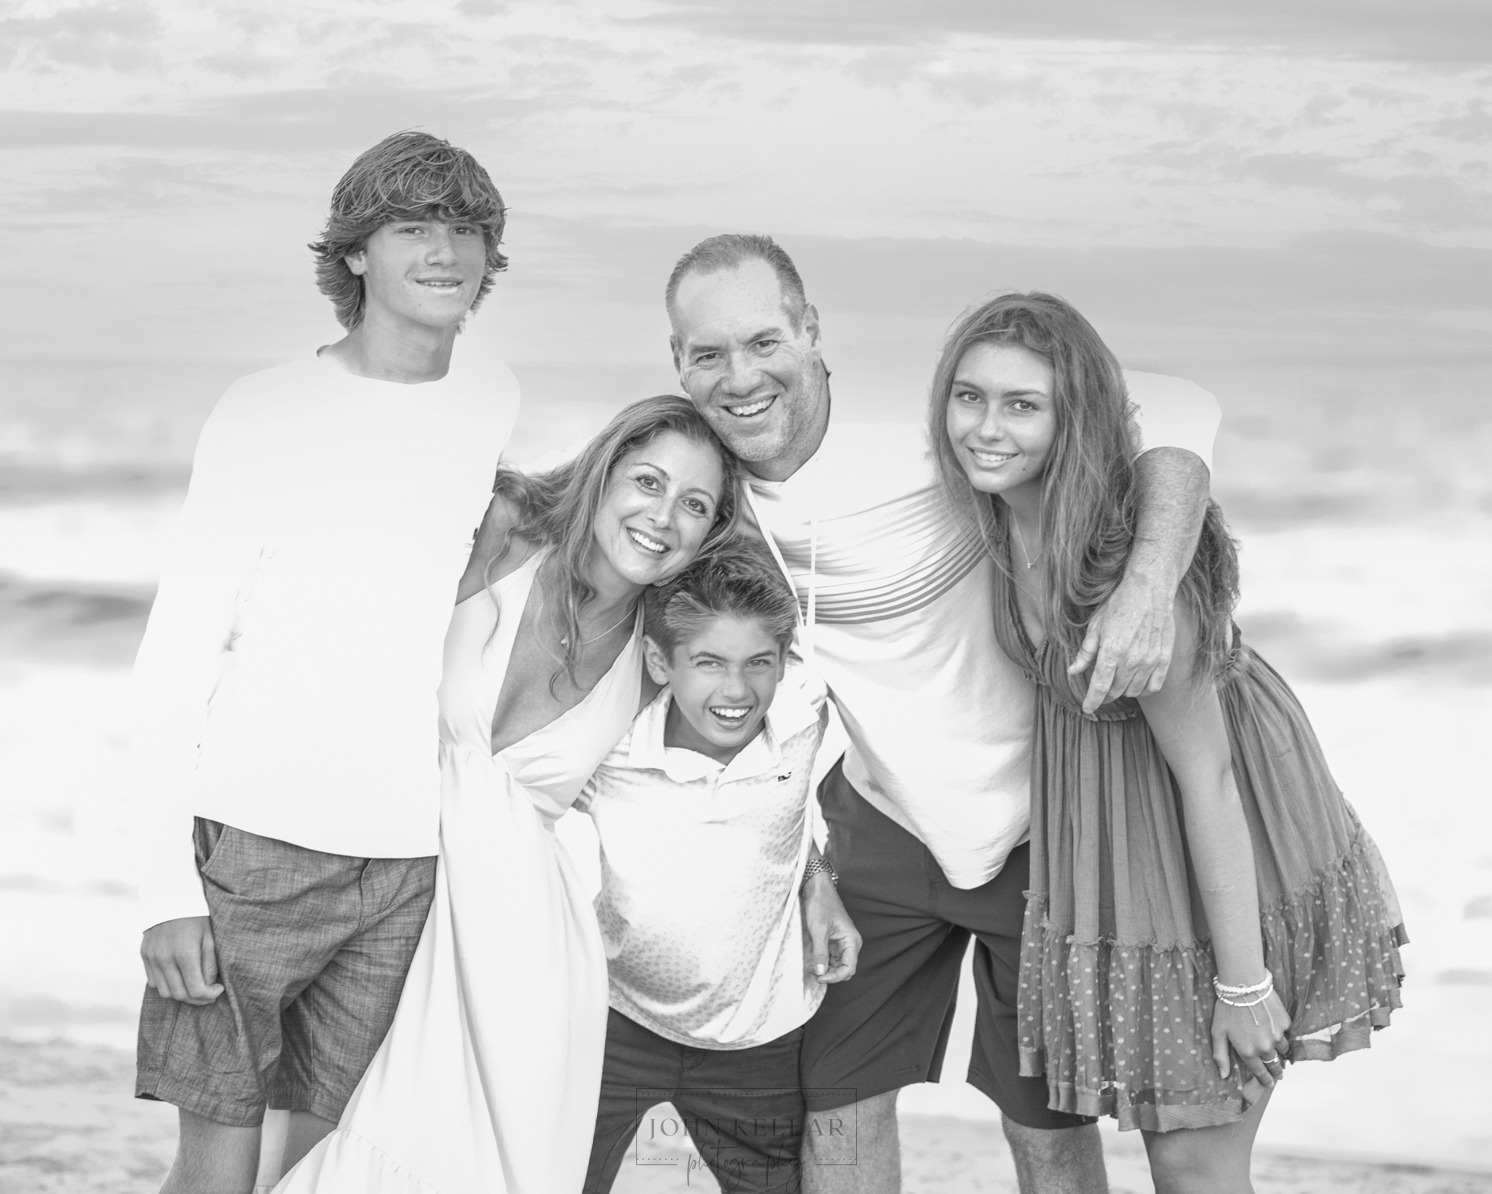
[456, 493, 543, 604]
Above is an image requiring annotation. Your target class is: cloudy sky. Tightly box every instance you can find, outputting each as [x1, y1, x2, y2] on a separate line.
[3, 0, 1491, 423]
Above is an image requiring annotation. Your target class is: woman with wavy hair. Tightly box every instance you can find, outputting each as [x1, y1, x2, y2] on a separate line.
[929, 293, 1405, 1192]
[278, 394, 741, 1193]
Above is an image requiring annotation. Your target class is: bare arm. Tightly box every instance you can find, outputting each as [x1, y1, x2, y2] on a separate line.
[1137, 604, 1290, 1086]
[456, 492, 529, 604]
[801, 841, 860, 984]
[1069, 446, 1209, 714]
[797, 672, 859, 983]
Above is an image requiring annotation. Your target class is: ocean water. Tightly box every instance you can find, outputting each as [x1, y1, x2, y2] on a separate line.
[1, 355, 1489, 1168]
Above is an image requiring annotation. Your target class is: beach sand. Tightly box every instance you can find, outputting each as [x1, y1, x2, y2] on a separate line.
[4, 1039, 1490, 1194]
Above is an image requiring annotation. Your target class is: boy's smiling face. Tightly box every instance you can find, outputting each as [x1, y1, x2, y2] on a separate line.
[644, 614, 787, 764]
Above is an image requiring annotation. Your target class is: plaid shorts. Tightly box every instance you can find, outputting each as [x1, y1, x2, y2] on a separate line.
[136, 818, 436, 1127]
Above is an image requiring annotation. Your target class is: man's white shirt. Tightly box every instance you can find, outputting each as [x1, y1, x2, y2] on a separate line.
[747, 371, 1221, 889]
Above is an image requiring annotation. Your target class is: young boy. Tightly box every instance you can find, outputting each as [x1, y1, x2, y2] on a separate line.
[577, 540, 856, 1194]
[130, 131, 518, 1194]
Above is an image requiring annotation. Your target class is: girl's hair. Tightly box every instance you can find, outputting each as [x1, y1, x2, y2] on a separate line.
[644, 538, 798, 658]
[927, 291, 1238, 678]
[309, 130, 508, 330]
[486, 394, 743, 688]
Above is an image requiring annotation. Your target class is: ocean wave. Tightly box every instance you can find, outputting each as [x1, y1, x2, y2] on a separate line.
[0, 574, 152, 666]
[1240, 610, 1492, 686]
[0, 460, 187, 506]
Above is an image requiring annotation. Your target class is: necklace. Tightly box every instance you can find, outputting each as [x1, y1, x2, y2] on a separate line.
[1010, 518, 1042, 570]
[558, 605, 635, 649]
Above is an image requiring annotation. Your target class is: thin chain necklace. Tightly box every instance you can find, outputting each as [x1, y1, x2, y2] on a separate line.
[558, 605, 635, 649]
[1010, 517, 1042, 570]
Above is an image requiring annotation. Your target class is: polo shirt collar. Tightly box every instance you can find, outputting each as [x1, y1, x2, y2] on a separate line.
[624, 674, 818, 784]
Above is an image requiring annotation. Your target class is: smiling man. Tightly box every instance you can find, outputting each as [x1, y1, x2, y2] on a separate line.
[665, 234, 1221, 1194]
[129, 131, 518, 1194]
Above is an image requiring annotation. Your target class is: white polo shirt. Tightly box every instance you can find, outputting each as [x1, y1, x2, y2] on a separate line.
[577, 664, 829, 1049]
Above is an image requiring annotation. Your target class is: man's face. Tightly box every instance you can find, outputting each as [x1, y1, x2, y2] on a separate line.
[345, 217, 487, 333]
[670, 259, 827, 482]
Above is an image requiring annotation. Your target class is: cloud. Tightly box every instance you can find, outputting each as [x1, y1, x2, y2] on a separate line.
[919, 65, 1054, 108]
[1223, 151, 1484, 224]
[790, 228, 1492, 336]
[623, 0, 1492, 63]
[1115, 142, 1490, 229]
[0, 0, 162, 71]
[192, 50, 279, 79]
[1148, 99, 1237, 138]
[501, 216, 1492, 371]
[0, 86, 538, 152]
[1432, 99, 1492, 143]
[3, 156, 256, 217]
[324, 19, 484, 75]
[578, 217, 1492, 319]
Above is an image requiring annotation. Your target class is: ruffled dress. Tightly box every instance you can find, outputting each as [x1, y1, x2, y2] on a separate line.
[997, 568, 1408, 1133]
[275, 552, 641, 1192]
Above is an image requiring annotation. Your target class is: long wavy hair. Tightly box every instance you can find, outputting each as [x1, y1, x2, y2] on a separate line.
[927, 292, 1238, 678]
[485, 394, 743, 690]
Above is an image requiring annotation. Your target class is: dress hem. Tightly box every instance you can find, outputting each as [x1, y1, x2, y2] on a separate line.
[1017, 830, 1406, 1133]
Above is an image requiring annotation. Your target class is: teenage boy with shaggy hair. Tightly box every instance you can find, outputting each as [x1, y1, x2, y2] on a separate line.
[131, 130, 518, 1194]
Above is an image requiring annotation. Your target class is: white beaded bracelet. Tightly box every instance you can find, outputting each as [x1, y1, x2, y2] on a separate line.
[1213, 974, 1274, 1007]
[1213, 975, 1272, 998]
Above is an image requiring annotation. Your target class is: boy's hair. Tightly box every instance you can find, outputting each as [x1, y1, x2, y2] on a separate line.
[644, 539, 799, 658]
[309, 130, 508, 330]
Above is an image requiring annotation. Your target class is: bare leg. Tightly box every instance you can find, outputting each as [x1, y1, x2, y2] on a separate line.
[281, 1110, 338, 1173]
[1002, 1116, 1109, 1194]
[159, 1108, 262, 1194]
[802, 1090, 900, 1194]
[1141, 1087, 1272, 1194]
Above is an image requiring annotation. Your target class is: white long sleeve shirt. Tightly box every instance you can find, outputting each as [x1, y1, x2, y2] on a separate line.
[747, 372, 1222, 889]
[130, 348, 519, 930]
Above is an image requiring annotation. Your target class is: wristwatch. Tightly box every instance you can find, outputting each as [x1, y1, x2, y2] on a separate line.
[802, 854, 838, 888]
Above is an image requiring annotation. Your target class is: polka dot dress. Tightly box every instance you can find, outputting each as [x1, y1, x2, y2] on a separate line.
[994, 570, 1407, 1133]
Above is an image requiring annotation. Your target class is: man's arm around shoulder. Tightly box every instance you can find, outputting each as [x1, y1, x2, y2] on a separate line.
[1069, 373, 1220, 713]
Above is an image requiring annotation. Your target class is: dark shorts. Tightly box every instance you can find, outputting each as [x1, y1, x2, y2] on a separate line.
[584, 1009, 805, 1194]
[136, 818, 436, 1127]
[800, 762, 1095, 1131]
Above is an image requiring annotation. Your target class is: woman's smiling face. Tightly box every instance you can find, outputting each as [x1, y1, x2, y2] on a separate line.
[944, 340, 1057, 503]
[589, 430, 727, 590]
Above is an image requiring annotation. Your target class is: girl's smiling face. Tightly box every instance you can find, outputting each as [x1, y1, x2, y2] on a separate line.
[944, 341, 1057, 505]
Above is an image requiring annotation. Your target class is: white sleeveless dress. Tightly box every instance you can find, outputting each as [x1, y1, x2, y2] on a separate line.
[276, 553, 642, 1193]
